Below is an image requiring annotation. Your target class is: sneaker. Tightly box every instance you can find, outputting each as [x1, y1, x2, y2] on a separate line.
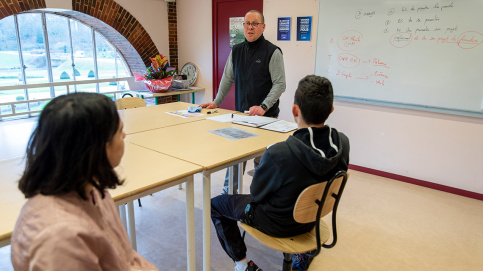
[247, 169, 255, 176]
[245, 260, 262, 271]
[292, 251, 315, 271]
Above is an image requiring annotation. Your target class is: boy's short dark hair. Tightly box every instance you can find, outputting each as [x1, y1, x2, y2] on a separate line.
[18, 92, 123, 200]
[294, 75, 334, 125]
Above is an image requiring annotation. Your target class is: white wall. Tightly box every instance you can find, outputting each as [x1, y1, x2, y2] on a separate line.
[177, 0, 213, 105]
[177, 0, 483, 194]
[44, 0, 72, 10]
[114, 0, 169, 56]
[330, 102, 483, 193]
[263, 0, 319, 122]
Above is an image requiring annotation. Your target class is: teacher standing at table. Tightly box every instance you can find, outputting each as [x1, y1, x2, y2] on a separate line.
[200, 9, 286, 194]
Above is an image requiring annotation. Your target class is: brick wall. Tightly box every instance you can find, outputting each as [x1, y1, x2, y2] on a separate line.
[0, 0, 178, 76]
[167, 2, 178, 70]
[0, 0, 45, 16]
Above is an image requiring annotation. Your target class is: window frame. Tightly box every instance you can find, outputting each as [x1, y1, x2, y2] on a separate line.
[0, 12, 132, 119]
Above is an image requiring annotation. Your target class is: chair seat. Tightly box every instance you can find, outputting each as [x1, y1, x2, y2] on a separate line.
[239, 221, 330, 254]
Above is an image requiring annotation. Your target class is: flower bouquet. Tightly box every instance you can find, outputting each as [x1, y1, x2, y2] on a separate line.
[143, 54, 177, 93]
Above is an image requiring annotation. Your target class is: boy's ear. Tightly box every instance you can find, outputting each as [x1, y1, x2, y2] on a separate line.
[292, 104, 299, 118]
[331, 106, 334, 114]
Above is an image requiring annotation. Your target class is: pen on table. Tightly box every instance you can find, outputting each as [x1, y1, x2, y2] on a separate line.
[207, 110, 218, 114]
[231, 113, 234, 119]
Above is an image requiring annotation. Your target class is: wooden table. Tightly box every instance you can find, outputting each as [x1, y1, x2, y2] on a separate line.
[118, 101, 234, 135]
[0, 143, 203, 271]
[131, 87, 205, 104]
[126, 119, 293, 271]
[112, 142, 202, 271]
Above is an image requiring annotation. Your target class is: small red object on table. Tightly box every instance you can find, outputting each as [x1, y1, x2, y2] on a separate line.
[144, 77, 173, 93]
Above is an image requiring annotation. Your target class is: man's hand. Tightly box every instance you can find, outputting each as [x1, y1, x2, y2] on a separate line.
[248, 105, 266, 116]
[199, 102, 218, 109]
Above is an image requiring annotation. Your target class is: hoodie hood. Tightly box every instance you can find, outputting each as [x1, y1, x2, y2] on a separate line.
[286, 126, 344, 177]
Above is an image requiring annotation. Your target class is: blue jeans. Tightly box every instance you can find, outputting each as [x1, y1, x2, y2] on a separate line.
[211, 194, 254, 261]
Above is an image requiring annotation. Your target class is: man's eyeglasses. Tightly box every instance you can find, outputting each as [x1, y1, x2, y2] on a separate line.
[243, 22, 262, 28]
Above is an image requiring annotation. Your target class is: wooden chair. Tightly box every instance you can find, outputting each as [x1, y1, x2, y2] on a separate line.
[115, 97, 146, 207]
[240, 171, 349, 271]
[115, 97, 146, 110]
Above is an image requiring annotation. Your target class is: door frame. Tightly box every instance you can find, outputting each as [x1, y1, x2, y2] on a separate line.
[211, 0, 263, 100]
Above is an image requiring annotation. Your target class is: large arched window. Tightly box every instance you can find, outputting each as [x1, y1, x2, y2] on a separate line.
[0, 12, 131, 119]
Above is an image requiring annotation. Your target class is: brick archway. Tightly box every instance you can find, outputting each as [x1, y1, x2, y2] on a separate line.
[0, 0, 176, 75]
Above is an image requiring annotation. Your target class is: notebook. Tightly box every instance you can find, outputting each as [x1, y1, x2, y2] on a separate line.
[232, 115, 278, 127]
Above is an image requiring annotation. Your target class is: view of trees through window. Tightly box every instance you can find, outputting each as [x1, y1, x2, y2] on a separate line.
[0, 12, 131, 118]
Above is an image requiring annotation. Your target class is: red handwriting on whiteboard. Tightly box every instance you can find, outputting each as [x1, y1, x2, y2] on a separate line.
[336, 70, 352, 79]
[338, 53, 361, 68]
[373, 58, 390, 68]
[389, 31, 482, 49]
[374, 71, 388, 78]
[437, 36, 458, 43]
[337, 30, 363, 51]
[457, 31, 483, 49]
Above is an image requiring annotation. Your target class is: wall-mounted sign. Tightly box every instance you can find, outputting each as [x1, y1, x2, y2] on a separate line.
[277, 17, 291, 41]
[229, 17, 245, 47]
[296, 16, 312, 41]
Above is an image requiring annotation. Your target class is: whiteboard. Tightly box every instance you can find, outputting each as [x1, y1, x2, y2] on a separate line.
[314, 0, 483, 118]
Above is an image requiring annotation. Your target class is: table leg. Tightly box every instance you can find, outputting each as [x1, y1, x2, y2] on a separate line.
[202, 171, 211, 271]
[127, 201, 137, 251]
[191, 93, 195, 104]
[155, 97, 159, 105]
[238, 163, 244, 194]
[229, 166, 234, 194]
[185, 178, 195, 271]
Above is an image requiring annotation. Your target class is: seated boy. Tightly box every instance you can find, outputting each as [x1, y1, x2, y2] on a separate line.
[211, 75, 350, 271]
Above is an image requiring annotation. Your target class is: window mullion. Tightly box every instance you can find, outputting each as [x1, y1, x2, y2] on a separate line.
[67, 19, 76, 92]
[41, 13, 55, 98]
[14, 14, 30, 112]
[92, 27, 99, 93]
[115, 48, 119, 78]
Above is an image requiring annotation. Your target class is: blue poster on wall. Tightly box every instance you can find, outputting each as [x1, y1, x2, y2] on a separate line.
[296, 16, 312, 41]
[277, 17, 291, 41]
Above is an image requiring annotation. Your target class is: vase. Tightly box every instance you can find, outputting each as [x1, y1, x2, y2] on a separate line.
[144, 77, 173, 93]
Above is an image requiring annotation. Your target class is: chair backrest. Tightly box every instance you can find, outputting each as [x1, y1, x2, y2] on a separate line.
[115, 97, 146, 110]
[293, 171, 348, 224]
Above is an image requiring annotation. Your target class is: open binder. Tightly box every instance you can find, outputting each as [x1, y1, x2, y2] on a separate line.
[207, 114, 298, 133]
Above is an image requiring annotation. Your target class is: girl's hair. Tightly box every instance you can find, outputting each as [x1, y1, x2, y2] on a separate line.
[18, 92, 123, 200]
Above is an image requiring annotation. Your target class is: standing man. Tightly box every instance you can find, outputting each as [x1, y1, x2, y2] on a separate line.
[200, 9, 286, 194]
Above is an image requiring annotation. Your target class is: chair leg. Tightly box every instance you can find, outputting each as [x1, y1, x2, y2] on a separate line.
[282, 253, 292, 271]
[138, 198, 142, 207]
